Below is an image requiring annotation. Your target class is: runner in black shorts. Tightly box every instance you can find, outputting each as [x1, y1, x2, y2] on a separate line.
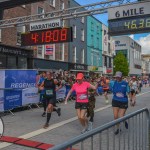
[40, 72, 60, 129]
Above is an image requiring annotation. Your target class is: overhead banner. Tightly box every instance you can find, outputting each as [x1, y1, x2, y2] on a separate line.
[22, 87, 39, 105]
[30, 19, 61, 31]
[108, 1, 150, 20]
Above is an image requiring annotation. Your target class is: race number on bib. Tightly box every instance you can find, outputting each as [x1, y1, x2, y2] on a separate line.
[116, 92, 124, 98]
[79, 94, 87, 100]
[46, 90, 53, 96]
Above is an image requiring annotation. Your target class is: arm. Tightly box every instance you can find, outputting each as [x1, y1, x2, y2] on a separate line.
[39, 81, 44, 91]
[64, 89, 73, 104]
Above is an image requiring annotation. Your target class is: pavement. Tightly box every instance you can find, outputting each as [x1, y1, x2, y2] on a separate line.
[0, 87, 150, 150]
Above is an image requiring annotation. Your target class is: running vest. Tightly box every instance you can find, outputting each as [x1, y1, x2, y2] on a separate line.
[44, 79, 56, 98]
[112, 81, 128, 102]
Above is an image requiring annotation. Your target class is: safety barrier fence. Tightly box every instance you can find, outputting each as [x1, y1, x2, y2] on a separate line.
[50, 108, 150, 150]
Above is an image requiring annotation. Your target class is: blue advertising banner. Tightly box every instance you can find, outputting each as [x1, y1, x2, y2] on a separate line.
[4, 70, 37, 110]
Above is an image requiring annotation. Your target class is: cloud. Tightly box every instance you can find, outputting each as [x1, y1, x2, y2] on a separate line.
[136, 34, 150, 54]
[129, 34, 134, 39]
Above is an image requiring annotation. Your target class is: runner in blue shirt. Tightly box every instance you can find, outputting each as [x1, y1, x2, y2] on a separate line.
[111, 71, 131, 135]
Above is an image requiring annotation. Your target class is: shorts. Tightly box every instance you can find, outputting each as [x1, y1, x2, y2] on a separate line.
[130, 89, 136, 95]
[112, 100, 128, 109]
[45, 97, 56, 106]
[103, 89, 109, 92]
[75, 102, 88, 110]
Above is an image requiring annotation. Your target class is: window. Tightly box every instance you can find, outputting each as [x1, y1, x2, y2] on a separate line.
[59, 43, 64, 61]
[0, 54, 6, 68]
[97, 26, 99, 34]
[104, 56, 107, 67]
[17, 26, 25, 45]
[38, 7, 44, 18]
[72, 46, 76, 63]
[97, 38, 99, 48]
[91, 22, 94, 31]
[91, 35, 94, 46]
[37, 45, 44, 58]
[109, 57, 111, 68]
[81, 49, 84, 64]
[81, 17, 84, 23]
[60, 1, 64, 10]
[7, 56, 17, 69]
[81, 29, 84, 41]
[73, 25, 76, 38]
[108, 43, 111, 54]
[18, 57, 27, 69]
[91, 52, 94, 65]
[0, 29, 1, 42]
[49, 0, 55, 7]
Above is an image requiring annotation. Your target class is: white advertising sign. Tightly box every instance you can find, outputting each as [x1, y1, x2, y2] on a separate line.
[56, 86, 66, 100]
[22, 87, 40, 105]
[30, 19, 61, 31]
[108, 2, 150, 20]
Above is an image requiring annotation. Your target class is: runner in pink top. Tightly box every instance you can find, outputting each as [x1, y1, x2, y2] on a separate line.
[65, 73, 97, 134]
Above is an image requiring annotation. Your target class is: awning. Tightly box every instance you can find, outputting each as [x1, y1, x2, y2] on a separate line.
[70, 70, 89, 73]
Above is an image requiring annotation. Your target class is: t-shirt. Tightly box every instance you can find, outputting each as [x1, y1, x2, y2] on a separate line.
[71, 81, 90, 103]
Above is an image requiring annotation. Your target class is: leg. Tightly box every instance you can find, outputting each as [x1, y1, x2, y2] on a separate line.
[76, 109, 85, 127]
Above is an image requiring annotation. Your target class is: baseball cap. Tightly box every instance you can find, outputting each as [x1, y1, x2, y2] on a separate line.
[115, 71, 122, 78]
[76, 73, 84, 80]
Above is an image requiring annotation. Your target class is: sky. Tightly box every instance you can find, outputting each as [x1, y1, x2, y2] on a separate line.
[75, 0, 150, 54]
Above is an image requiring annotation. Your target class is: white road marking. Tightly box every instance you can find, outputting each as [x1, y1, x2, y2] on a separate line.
[0, 91, 150, 149]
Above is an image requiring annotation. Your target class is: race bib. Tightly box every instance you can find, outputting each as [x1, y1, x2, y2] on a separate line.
[46, 90, 53, 96]
[79, 94, 87, 100]
[116, 92, 124, 98]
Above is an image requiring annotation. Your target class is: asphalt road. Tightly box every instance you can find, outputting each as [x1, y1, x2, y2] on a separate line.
[0, 87, 150, 150]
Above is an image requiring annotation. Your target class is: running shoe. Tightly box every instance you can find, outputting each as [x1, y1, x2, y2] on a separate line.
[87, 121, 93, 131]
[43, 123, 49, 129]
[57, 108, 61, 116]
[81, 128, 87, 134]
[42, 112, 46, 117]
[125, 121, 128, 129]
[114, 129, 121, 135]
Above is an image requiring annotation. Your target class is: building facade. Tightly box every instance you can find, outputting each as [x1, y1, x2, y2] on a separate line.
[141, 54, 150, 76]
[102, 24, 114, 75]
[67, 0, 88, 72]
[113, 36, 142, 76]
[87, 16, 102, 73]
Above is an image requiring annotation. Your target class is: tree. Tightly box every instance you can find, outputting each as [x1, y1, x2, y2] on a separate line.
[113, 52, 129, 76]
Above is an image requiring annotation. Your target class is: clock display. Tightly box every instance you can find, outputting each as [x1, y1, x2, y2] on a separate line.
[21, 27, 73, 46]
[108, 15, 150, 36]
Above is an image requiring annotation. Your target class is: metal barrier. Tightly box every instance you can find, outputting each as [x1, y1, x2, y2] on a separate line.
[50, 108, 150, 150]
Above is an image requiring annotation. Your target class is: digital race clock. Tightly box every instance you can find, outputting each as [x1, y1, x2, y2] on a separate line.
[21, 27, 73, 46]
[108, 15, 150, 36]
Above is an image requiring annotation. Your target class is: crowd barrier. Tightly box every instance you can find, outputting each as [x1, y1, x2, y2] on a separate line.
[50, 108, 150, 150]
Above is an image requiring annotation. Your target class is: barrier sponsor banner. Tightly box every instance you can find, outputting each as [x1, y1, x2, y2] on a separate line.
[22, 87, 39, 105]
[56, 86, 66, 100]
[0, 90, 4, 112]
[4, 89, 22, 110]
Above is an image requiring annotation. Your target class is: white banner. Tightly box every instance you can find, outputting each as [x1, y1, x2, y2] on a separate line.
[30, 19, 61, 31]
[56, 86, 66, 100]
[108, 1, 150, 20]
[22, 87, 40, 105]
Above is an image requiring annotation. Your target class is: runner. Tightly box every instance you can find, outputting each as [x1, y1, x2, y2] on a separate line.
[64, 73, 97, 134]
[40, 72, 61, 129]
[100, 76, 110, 104]
[129, 76, 138, 104]
[111, 71, 131, 135]
[37, 71, 47, 117]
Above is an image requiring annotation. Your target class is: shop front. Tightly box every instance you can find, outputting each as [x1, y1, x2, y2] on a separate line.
[68, 63, 88, 74]
[0, 44, 33, 69]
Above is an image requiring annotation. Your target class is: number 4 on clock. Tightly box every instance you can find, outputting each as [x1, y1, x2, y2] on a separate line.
[31, 33, 38, 43]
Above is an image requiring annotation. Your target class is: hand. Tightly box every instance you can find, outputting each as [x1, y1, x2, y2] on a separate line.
[130, 101, 136, 107]
[64, 100, 67, 105]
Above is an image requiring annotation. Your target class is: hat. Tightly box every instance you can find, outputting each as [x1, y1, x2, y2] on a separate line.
[76, 73, 84, 80]
[132, 76, 136, 79]
[115, 71, 122, 78]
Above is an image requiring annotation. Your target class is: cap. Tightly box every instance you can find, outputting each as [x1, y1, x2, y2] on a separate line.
[76, 73, 84, 80]
[132, 76, 136, 79]
[115, 71, 122, 78]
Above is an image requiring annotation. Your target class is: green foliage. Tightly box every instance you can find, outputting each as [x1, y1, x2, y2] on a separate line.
[113, 52, 129, 76]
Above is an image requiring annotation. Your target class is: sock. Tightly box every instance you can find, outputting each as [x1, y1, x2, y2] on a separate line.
[46, 113, 51, 124]
[89, 116, 94, 122]
[43, 101, 47, 112]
